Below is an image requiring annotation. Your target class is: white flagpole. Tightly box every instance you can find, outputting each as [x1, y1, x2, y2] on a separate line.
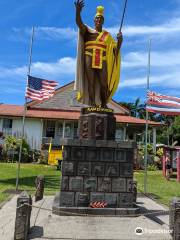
[15, 27, 35, 191]
[144, 39, 151, 194]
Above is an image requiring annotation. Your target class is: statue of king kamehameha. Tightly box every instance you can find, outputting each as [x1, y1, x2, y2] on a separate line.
[74, 0, 123, 108]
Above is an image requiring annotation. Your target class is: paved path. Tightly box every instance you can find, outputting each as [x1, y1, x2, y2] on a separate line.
[0, 194, 172, 240]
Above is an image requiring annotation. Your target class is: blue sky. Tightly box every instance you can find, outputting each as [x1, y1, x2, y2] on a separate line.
[0, 0, 180, 105]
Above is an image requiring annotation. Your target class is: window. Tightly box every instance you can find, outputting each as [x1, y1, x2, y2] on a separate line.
[115, 126, 124, 141]
[45, 121, 55, 138]
[56, 122, 63, 137]
[3, 119, 12, 129]
[3, 118, 12, 135]
[73, 122, 78, 139]
[64, 123, 72, 138]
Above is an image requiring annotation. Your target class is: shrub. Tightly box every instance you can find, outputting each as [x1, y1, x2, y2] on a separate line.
[138, 143, 154, 157]
[29, 149, 41, 162]
[156, 148, 163, 157]
[2, 136, 32, 163]
[147, 164, 158, 171]
[2, 136, 18, 162]
[37, 150, 48, 164]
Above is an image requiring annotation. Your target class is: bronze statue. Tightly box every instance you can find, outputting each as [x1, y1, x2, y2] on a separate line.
[74, 0, 123, 107]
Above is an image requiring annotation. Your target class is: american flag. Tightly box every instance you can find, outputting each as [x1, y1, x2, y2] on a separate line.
[146, 90, 180, 115]
[26, 75, 58, 101]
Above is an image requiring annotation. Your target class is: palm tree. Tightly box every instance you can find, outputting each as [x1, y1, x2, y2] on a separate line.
[119, 98, 146, 119]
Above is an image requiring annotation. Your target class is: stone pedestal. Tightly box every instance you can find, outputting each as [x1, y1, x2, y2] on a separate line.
[79, 108, 116, 140]
[53, 108, 139, 216]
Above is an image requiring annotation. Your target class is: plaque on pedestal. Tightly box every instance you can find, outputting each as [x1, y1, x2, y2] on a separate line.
[92, 162, 105, 176]
[75, 192, 89, 207]
[79, 108, 116, 140]
[98, 177, 111, 192]
[78, 162, 91, 176]
[69, 177, 83, 191]
[84, 177, 97, 192]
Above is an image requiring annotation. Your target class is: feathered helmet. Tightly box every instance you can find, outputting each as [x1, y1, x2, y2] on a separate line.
[95, 6, 104, 19]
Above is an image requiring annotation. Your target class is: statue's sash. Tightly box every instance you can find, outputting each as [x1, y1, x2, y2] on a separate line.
[85, 31, 109, 69]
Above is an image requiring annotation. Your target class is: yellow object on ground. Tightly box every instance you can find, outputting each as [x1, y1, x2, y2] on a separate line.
[48, 150, 62, 166]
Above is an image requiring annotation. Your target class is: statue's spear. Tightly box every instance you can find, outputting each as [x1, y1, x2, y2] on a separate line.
[119, 0, 128, 32]
[109, 0, 128, 97]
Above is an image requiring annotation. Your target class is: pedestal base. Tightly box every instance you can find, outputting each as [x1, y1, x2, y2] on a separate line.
[54, 139, 137, 215]
[53, 192, 139, 216]
[53, 109, 138, 216]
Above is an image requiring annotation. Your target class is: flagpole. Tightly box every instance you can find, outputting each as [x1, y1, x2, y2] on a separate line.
[15, 26, 35, 191]
[144, 39, 151, 194]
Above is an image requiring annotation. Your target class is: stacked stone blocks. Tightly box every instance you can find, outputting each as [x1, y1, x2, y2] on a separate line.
[52, 109, 138, 215]
[60, 140, 135, 209]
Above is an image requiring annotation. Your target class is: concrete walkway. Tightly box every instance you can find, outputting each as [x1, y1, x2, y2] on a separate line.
[0, 194, 172, 240]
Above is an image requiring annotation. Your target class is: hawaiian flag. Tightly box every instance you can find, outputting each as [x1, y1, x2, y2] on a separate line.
[146, 90, 180, 115]
[26, 75, 58, 101]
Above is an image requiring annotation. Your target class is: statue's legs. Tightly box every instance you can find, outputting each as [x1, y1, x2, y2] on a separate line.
[95, 61, 108, 108]
[85, 55, 96, 106]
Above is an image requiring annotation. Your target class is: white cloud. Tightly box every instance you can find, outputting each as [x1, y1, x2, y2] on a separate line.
[36, 27, 77, 40]
[0, 57, 76, 80]
[32, 57, 76, 76]
[107, 17, 180, 40]
[119, 72, 180, 89]
[10, 16, 180, 42]
[122, 50, 180, 68]
[12, 27, 77, 41]
[0, 66, 27, 77]
[37, 18, 180, 40]
[1, 49, 180, 90]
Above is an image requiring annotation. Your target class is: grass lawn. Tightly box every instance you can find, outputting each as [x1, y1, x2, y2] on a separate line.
[0, 163, 60, 204]
[0, 163, 180, 207]
[134, 170, 180, 206]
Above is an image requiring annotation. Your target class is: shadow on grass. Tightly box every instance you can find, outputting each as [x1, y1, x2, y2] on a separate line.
[146, 193, 161, 200]
[170, 173, 177, 179]
[137, 192, 161, 200]
[0, 175, 60, 190]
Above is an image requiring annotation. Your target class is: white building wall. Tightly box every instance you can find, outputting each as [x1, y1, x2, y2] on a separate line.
[12, 118, 42, 150]
[0, 118, 2, 131]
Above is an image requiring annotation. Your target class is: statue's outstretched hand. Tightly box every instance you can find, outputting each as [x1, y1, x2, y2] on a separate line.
[117, 31, 123, 43]
[74, 0, 85, 12]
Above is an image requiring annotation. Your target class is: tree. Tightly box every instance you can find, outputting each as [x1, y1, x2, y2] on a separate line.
[156, 115, 177, 145]
[119, 99, 180, 145]
[119, 97, 180, 145]
[119, 98, 146, 118]
[171, 116, 180, 145]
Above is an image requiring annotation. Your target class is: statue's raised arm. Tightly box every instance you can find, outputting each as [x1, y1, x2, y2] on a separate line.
[74, 0, 86, 34]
